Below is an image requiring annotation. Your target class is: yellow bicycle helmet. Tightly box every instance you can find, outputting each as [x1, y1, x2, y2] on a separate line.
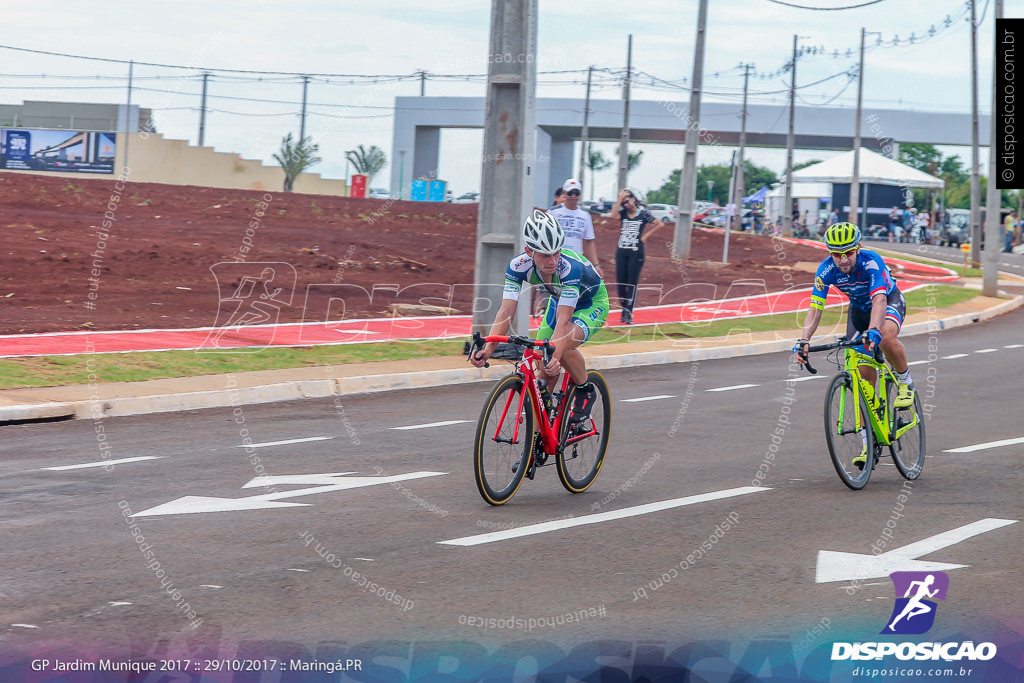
[823, 222, 861, 251]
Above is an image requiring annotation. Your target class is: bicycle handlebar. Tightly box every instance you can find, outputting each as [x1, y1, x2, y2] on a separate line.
[797, 332, 883, 375]
[467, 331, 556, 369]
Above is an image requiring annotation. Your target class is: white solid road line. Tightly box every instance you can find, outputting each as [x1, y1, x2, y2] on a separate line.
[621, 395, 676, 403]
[237, 436, 334, 449]
[43, 456, 163, 471]
[706, 384, 759, 392]
[943, 436, 1024, 453]
[942, 353, 969, 359]
[438, 486, 771, 546]
[391, 420, 470, 430]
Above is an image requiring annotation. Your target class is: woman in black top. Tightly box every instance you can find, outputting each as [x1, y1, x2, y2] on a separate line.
[611, 187, 664, 325]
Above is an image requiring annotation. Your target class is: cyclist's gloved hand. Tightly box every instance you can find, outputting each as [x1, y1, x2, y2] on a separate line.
[865, 328, 882, 349]
[792, 339, 809, 363]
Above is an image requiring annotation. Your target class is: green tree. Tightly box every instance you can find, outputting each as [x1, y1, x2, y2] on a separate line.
[272, 133, 321, 193]
[627, 150, 643, 173]
[793, 159, 822, 172]
[585, 143, 613, 200]
[647, 160, 779, 206]
[345, 144, 388, 185]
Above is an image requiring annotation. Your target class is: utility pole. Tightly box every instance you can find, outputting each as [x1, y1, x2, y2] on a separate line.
[299, 75, 309, 142]
[420, 70, 427, 96]
[983, 0, 1004, 296]
[124, 60, 133, 170]
[674, 0, 709, 260]
[850, 28, 866, 225]
[198, 72, 209, 147]
[472, 0, 538, 334]
[783, 35, 798, 237]
[578, 65, 593, 186]
[724, 150, 737, 264]
[617, 36, 633, 192]
[969, 0, 982, 267]
[732, 63, 752, 234]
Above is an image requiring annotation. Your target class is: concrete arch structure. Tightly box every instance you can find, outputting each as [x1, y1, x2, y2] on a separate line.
[390, 95, 989, 207]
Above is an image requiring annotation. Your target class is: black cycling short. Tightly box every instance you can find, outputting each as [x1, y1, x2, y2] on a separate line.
[846, 287, 906, 338]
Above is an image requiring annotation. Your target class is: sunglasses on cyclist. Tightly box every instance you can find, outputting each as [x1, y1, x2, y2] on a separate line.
[830, 247, 858, 258]
[566, 190, 581, 196]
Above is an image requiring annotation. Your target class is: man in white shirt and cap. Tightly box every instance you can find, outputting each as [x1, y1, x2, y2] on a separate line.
[547, 178, 602, 277]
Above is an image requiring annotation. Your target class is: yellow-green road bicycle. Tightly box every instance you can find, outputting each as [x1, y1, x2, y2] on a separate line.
[800, 335, 926, 490]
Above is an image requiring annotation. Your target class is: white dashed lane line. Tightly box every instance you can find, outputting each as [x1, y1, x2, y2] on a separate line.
[1005, 344, 1024, 349]
[621, 395, 676, 403]
[975, 348, 999, 354]
[706, 384, 759, 392]
[391, 420, 471, 431]
[944, 436, 1024, 453]
[43, 456, 163, 471]
[237, 436, 334, 449]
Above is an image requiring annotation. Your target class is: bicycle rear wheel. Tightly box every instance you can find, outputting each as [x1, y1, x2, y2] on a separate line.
[887, 383, 926, 480]
[824, 373, 874, 490]
[473, 374, 534, 505]
[556, 371, 611, 494]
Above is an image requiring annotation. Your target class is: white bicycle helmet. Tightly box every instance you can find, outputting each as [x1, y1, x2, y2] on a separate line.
[523, 209, 565, 254]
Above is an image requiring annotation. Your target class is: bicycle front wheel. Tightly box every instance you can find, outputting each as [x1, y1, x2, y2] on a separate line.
[888, 384, 926, 480]
[556, 370, 611, 494]
[824, 373, 874, 490]
[473, 374, 534, 506]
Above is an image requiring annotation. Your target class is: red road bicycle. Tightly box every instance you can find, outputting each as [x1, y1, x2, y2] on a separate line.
[466, 332, 611, 505]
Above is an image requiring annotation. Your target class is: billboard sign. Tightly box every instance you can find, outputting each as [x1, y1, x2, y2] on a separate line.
[0, 128, 117, 174]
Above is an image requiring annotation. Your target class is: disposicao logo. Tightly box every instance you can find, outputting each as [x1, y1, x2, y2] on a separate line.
[881, 571, 948, 635]
[831, 571, 998, 662]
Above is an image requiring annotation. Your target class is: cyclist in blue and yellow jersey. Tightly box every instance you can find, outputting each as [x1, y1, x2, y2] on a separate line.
[470, 210, 609, 423]
[793, 223, 916, 463]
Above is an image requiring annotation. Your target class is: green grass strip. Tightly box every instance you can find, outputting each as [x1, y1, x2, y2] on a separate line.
[0, 285, 979, 390]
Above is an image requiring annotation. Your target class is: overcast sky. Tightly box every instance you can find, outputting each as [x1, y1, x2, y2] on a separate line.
[0, 0, 1013, 197]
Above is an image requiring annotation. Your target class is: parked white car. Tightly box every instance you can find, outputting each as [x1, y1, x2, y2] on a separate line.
[647, 203, 677, 223]
[453, 192, 480, 204]
[368, 187, 390, 199]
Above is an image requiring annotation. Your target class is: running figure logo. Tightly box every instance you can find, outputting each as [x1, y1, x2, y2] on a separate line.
[881, 571, 949, 635]
[201, 262, 297, 352]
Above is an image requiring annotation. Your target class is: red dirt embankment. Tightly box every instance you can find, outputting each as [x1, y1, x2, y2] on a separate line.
[0, 172, 828, 335]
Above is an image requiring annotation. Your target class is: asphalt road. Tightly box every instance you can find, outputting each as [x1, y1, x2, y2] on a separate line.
[873, 240, 1024, 274]
[2, 307, 1022, 678]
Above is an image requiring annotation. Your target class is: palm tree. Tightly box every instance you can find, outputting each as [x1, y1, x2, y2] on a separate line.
[627, 150, 643, 173]
[272, 133, 321, 192]
[585, 143, 612, 201]
[345, 145, 388, 185]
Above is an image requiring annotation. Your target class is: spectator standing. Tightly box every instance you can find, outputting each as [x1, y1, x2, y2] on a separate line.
[548, 178, 601, 275]
[1004, 209, 1017, 253]
[552, 186, 565, 208]
[611, 187, 664, 325]
[828, 207, 840, 227]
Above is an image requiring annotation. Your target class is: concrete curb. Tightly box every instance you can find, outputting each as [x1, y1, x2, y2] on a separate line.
[4, 294, 1021, 422]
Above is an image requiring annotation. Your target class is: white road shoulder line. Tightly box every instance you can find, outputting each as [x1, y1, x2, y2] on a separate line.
[621, 395, 676, 403]
[706, 384, 759, 392]
[944, 436, 1024, 453]
[439, 486, 771, 546]
[391, 420, 470, 431]
[43, 456, 163, 471]
[237, 436, 333, 449]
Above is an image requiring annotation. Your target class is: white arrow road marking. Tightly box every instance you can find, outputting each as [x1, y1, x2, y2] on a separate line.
[134, 471, 446, 517]
[236, 436, 333, 449]
[815, 518, 1017, 583]
[943, 436, 1024, 453]
[706, 384, 759, 392]
[439, 486, 771, 546]
[391, 420, 470, 430]
[621, 395, 675, 403]
[43, 456, 163, 471]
